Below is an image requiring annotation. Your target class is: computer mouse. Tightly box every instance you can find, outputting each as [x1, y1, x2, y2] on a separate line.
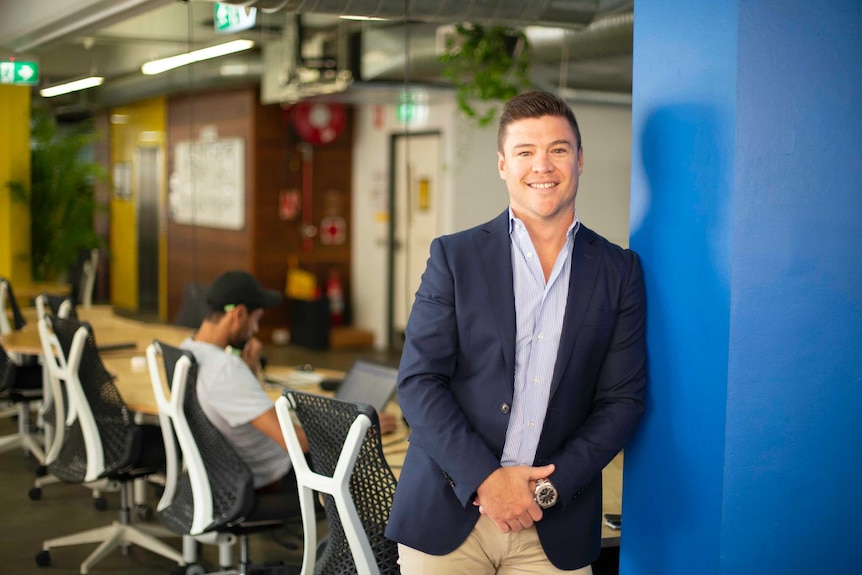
[320, 378, 343, 392]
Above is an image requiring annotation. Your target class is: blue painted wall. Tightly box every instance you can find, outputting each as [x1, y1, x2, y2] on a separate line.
[624, 1, 862, 573]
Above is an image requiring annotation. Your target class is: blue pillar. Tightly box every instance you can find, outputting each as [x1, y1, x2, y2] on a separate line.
[624, 1, 862, 573]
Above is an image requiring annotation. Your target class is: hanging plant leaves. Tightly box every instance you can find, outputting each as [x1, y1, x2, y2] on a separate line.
[440, 23, 532, 126]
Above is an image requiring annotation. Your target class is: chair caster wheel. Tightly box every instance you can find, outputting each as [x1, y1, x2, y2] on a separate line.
[28, 487, 42, 501]
[35, 464, 48, 477]
[171, 564, 205, 575]
[35, 549, 50, 567]
[135, 504, 152, 520]
[94, 496, 108, 511]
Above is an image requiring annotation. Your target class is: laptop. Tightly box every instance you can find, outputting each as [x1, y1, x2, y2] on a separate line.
[332, 359, 399, 413]
[266, 359, 399, 413]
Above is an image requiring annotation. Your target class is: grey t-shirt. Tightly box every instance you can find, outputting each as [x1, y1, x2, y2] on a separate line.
[180, 337, 290, 488]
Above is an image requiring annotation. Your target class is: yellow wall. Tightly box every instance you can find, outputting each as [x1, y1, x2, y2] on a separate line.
[109, 98, 167, 315]
[0, 85, 31, 283]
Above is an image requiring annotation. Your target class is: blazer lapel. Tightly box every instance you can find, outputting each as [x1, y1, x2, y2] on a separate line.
[549, 225, 601, 397]
[477, 211, 516, 384]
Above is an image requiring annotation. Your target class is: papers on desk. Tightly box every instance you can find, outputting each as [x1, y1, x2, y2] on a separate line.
[264, 371, 324, 389]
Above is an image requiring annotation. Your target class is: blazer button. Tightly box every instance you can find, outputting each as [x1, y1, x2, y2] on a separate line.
[500, 403, 511, 414]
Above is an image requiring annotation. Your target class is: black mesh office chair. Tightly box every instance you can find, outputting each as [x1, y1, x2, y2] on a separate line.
[148, 340, 299, 575]
[29, 295, 109, 509]
[0, 278, 46, 462]
[0, 342, 45, 458]
[173, 283, 211, 328]
[275, 390, 400, 575]
[35, 316, 185, 573]
[0, 276, 27, 335]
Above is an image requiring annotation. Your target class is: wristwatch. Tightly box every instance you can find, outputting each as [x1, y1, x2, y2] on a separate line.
[534, 478, 558, 509]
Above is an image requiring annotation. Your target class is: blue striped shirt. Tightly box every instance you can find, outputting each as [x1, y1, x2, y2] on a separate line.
[501, 208, 579, 466]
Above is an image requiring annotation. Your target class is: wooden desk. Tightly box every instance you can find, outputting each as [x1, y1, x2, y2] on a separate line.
[1, 306, 192, 357]
[12, 282, 72, 302]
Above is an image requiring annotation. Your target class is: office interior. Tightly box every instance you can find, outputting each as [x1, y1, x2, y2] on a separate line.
[2, 1, 861, 574]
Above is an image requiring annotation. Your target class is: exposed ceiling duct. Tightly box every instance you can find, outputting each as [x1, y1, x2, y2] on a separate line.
[214, 0, 633, 29]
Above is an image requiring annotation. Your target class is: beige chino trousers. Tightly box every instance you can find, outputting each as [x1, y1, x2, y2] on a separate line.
[398, 515, 593, 575]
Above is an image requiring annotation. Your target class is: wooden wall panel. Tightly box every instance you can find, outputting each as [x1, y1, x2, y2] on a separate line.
[165, 88, 355, 342]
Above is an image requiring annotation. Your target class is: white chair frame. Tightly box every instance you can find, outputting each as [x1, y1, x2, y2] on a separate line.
[275, 394, 381, 575]
[146, 342, 251, 572]
[37, 318, 184, 574]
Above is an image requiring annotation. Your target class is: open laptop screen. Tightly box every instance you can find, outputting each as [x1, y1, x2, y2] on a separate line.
[335, 359, 399, 413]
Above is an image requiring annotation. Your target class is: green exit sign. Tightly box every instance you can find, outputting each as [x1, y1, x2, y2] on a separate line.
[214, 3, 256, 34]
[0, 61, 39, 86]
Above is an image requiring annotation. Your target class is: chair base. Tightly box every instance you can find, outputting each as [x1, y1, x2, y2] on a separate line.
[0, 429, 46, 462]
[41, 521, 184, 574]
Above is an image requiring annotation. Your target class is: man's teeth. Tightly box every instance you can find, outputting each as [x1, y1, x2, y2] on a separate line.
[531, 182, 556, 189]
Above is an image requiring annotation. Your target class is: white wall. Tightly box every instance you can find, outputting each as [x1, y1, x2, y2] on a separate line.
[351, 93, 632, 349]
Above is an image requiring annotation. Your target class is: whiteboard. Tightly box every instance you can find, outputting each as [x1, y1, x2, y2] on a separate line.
[169, 138, 246, 230]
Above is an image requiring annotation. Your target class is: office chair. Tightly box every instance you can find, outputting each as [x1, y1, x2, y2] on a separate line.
[173, 283, 210, 328]
[35, 316, 185, 573]
[147, 340, 299, 575]
[0, 276, 28, 335]
[68, 248, 99, 309]
[35, 292, 76, 322]
[0, 278, 46, 462]
[275, 391, 399, 575]
[0, 342, 46, 459]
[29, 293, 109, 510]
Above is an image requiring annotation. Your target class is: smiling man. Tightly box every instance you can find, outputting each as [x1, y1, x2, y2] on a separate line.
[386, 91, 647, 574]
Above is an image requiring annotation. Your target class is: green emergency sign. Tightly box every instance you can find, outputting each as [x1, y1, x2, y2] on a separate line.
[214, 3, 257, 34]
[0, 61, 39, 86]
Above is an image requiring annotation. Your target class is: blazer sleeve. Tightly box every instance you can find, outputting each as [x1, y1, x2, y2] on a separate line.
[548, 248, 647, 505]
[397, 236, 503, 507]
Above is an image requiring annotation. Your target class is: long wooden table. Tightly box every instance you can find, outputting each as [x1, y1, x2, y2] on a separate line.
[2, 306, 624, 544]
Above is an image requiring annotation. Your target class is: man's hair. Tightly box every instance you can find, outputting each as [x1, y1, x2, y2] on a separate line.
[497, 90, 582, 153]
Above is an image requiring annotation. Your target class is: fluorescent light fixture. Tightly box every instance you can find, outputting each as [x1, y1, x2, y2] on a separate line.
[339, 15, 388, 21]
[142, 39, 255, 75]
[39, 76, 104, 98]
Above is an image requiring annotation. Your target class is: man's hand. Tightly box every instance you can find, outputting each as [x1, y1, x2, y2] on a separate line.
[473, 464, 555, 533]
[378, 411, 397, 434]
[241, 337, 263, 374]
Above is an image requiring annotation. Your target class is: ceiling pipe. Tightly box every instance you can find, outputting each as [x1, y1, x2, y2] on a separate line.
[212, 0, 633, 29]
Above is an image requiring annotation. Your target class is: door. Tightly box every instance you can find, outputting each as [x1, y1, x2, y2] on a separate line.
[389, 132, 440, 349]
[136, 147, 160, 314]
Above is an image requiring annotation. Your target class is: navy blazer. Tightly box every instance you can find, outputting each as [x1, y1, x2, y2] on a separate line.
[385, 210, 646, 570]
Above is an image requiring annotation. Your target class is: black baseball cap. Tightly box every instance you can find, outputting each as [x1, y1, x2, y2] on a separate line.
[207, 271, 283, 311]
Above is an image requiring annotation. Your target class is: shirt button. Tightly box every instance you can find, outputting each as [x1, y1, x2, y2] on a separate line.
[526, 252, 533, 258]
[500, 403, 511, 414]
[529, 420, 536, 428]
[533, 376, 539, 384]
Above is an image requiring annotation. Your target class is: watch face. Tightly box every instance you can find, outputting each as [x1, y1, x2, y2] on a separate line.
[535, 481, 558, 509]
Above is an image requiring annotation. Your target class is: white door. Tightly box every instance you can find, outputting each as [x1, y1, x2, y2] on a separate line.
[391, 132, 440, 346]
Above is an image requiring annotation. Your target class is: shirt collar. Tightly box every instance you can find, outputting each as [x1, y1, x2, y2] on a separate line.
[508, 208, 580, 238]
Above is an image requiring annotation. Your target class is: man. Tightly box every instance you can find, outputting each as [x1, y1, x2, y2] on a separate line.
[386, 91, 646, 573]
[182, 270, 397, 496]
[181, 270, 305, 494]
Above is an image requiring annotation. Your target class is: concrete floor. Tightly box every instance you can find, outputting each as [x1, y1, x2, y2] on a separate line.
[0, 341, 396, 575]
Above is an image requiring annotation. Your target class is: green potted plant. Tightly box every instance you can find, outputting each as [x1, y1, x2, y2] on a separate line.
[440, 23, 533, 126]
[6, 108, 106, 282]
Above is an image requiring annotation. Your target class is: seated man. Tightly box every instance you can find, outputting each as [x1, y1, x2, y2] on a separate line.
[181, 270, 395, 499]
[181, 270, 303, 495]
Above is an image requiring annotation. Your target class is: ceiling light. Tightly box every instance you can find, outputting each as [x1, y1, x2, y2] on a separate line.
[39, 76, 104, 98]
[141, 39, 255, 75]
[339, 15, 388, 21]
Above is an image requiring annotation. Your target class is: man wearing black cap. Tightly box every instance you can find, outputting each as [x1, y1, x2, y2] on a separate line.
[181, 270, 307, 494]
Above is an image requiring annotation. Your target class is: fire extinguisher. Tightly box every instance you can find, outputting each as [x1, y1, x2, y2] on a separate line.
[326, 268, 344, 326]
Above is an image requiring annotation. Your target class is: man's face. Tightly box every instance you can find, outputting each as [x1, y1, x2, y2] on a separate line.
[228, 306, 263, 349]
[498, 115, 583, 224]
